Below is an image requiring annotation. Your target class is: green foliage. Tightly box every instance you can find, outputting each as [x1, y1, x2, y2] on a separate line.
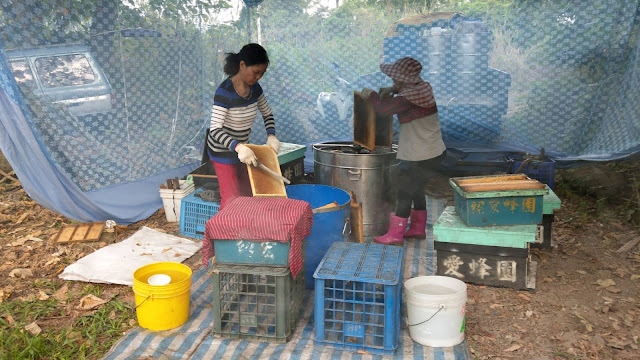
[0, 295, 135, 359]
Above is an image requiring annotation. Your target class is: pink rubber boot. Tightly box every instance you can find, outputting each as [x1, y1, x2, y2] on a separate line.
[374, 214, 408, 245]
[404, 209, 427, 239]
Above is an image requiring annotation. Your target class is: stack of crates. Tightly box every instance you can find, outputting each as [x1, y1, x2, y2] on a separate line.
[313, 242, 403, 355]
[433, 174, 560, 290]
[208, 198, 309, 343]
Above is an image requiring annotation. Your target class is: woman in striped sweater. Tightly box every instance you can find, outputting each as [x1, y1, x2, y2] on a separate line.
[207, 43, 280, 208]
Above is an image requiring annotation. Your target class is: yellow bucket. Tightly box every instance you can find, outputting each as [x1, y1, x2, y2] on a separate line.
[132, 262, 192, 331]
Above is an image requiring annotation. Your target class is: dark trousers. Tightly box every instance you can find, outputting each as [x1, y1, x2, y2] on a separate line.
[395, 151, 446, 218]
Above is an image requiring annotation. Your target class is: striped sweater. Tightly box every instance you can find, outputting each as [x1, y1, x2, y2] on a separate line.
[207, 77, 275, 164]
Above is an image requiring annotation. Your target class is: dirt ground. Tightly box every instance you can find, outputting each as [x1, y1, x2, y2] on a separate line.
[1, 161, 639, 359]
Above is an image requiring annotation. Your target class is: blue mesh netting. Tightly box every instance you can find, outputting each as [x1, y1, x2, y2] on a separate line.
[1, 0, 639, 222]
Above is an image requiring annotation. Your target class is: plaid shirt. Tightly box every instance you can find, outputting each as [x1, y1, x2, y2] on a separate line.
[368, 92, 437, 123]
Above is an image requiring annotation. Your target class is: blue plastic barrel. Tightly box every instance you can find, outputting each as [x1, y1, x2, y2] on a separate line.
[286, 184, 351, 289]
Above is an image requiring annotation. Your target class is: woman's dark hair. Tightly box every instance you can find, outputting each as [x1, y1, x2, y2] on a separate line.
[223, 43, 270, 76]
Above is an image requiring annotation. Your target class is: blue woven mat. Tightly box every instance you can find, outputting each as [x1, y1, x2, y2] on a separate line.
[102, 197, 472, 360]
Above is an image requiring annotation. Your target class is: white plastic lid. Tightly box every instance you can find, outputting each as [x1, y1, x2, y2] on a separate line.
[147, 273, 172, 286]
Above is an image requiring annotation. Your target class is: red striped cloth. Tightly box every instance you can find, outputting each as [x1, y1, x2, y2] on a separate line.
[202, 196, 313, 278]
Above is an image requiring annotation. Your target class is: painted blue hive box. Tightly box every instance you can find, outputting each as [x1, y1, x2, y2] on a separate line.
[434, 206, 539, 249]
[450, 174, 549, 227]
[214, 240, 291, 266]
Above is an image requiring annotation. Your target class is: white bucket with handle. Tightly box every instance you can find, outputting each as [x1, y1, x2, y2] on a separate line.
[404, 275, 467, 347]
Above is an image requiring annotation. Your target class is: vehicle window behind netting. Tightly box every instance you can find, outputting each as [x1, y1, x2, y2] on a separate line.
[34, 55, 96, 88]
[9, 59, 37, 90]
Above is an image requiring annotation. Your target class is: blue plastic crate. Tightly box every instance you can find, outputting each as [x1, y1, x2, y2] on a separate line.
[313, 242, 403, 355]
[507, 154, 556, 190]
[179, 189, 220, 239]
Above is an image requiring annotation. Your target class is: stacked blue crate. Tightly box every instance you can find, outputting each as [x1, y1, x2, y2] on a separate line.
[313, 242, 403, 355]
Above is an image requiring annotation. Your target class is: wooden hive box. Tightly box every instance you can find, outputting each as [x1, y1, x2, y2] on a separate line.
[245, 144, 287, 198]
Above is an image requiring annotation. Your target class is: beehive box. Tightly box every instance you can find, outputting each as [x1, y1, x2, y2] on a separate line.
[435, 241, 536, 290]
[450, 174, 549, 226]
[278, 143, 306, 183]
[433, 206, 540, 249]
[214, 240, 291, 266]
[313, 242, 403, 355]
[211, 263, 305, 342]
[189, 142, 305, 186]
[533, 185, 562, 250]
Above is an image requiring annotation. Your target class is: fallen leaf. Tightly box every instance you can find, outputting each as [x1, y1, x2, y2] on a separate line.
[608, 338, 629, 349]
[543, 277, 554, 282]
[24, 322, 41, 336]
[37, 291, 49, 301]
[76, 294, 107, 310]
[67, 331, 82, 341]
[503, 344, 521, 352]
[605, 287, 621, 293]
[140, 253, 152, 256]
[0, 290, 4, 303]
[52, 284, 69, 301]
[9, 268, 33, 278]
[631, 275, 640, 280]
[174, 253, 181, 257]
[595, 279, 616, 288]
[518, 293, 531, 301]
[8, 238, 27, 247]
[108, 310, 116, 320]
[162, 247, 172, 253]
[16, 211, 31, 224]
[525, 310, 533, 317]
[576, 270, 587, 275]
[128, 319, 137, 326]
[45, 257, 61, 266]
[3, 314, 14, 326]
[575, 312, 593, 332]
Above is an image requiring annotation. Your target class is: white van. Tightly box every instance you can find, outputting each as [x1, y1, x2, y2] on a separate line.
[6, 43, 116, 116]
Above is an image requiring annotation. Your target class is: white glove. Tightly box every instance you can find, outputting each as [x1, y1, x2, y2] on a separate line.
[360, 88, 375, 99]
[266, 135, 280, 154]
[235, 143, 258, 167]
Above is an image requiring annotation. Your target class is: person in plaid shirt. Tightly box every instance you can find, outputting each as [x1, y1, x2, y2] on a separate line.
[361, 57, 446, 245]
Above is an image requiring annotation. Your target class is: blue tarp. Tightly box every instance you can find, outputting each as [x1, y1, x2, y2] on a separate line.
[1, 1, 639, 222]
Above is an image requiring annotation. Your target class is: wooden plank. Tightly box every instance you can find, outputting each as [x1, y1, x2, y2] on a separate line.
[350, 202, 364, 243]
[349, 192, 364, 243]
[72, 225, 90, 241]
[56, 226, 77, 243]
[353, 91, 376, 151]
[56, 222, 105, 243]
[315, 201, 338, 210]
[460, 180, 545, 192]
[86, 223, 105, 241]
[246, 144, 287, 198]
[456, 174, 527, 185]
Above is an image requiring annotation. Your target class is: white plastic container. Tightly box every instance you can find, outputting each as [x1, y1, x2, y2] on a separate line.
[159, 180, 194, 222]
[404, 275, 467, 347]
